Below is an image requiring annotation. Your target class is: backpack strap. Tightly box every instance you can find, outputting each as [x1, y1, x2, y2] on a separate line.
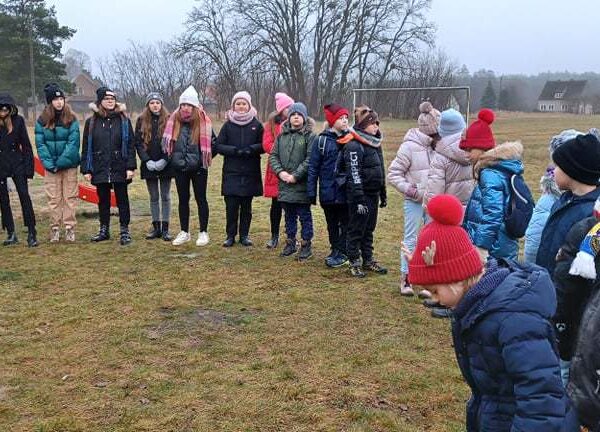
[317, 136, 326, 156]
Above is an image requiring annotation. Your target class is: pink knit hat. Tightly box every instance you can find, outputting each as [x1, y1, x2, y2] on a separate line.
[275, 92, 294, 114]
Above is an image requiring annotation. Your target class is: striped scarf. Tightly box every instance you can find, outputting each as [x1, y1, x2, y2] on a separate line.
[162, 108, 213, 169]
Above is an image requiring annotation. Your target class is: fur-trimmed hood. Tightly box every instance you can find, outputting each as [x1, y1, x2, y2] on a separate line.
[281, 116, 316, 135]
[403, 127, 434, 149]
[88, 102, 128, 117]
[474, 141, 523, 175]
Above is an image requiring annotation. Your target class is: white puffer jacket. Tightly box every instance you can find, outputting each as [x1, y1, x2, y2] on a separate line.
[387, 128, 434, 202]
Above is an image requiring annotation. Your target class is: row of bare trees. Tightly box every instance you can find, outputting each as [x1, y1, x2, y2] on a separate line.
[98, 0, 458, 118]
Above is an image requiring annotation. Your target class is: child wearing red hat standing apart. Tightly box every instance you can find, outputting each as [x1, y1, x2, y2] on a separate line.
[406, 194, 567, 432]
[460, 109, 524, 261]
[307, 103, 350, 268]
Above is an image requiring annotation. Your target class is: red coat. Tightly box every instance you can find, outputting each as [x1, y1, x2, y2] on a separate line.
[262, 120, 283, 198]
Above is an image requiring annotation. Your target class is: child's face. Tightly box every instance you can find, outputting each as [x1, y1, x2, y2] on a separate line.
[425, 282, 467, 308]
[100, 96, 116, 111]
[333, 115, 349, 131]
[553, 165, 570, 190]
[466, 148, 485, 164]
[234, 99, 250, 114]
[364, 123, 379, 135]
[289, 113, 304, 129]
[180, 103, 194, 116]
[148, 100, 162, 114]
[51, 97, 65, 111]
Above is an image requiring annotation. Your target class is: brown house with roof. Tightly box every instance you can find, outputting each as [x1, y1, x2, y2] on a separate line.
[537, 80, 593, 114]
[68, 72, 103, 114]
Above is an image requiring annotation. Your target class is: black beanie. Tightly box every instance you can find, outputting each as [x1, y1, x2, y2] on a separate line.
[96, 86, 116, 104]
[44, 83, 65, 104]
[552, 133, 600, 186]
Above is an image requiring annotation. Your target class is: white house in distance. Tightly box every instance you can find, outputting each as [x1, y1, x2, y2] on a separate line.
[537, 80, 593, 114]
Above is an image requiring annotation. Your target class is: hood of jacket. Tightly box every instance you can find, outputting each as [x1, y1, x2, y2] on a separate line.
[435, 132, 470, 166]
[474, 141, 524, 177]
[281, 116, 316, 135]
[88, 102, 128, 118]
[403, 127, 434, 149]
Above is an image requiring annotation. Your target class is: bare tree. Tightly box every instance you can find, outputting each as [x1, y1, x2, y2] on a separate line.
[63, 48, 91, 79]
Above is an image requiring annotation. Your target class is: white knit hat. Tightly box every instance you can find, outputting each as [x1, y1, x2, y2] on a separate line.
[231, 91, 252, 108]
[179, 85, 200, 108]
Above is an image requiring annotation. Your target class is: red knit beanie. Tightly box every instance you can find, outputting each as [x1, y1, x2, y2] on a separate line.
[324, 103, 349, 126]
[409, 195, 483, 285]
[459, 109, 496, 151]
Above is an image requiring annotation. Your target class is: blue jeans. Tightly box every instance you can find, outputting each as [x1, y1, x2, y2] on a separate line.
[401, 199, 428, 274]
[282, 203, 313, 241]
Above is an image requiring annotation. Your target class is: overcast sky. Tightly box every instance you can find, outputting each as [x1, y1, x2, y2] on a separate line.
[48, 0, 597, 76]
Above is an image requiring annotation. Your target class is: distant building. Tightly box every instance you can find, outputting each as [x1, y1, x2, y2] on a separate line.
[537, 80, 593, 114]
[68, 72, 103, 114]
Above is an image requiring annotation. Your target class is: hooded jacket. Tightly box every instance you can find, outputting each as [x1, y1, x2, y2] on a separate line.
[0, 94, 34, 179]
[463, 141, 524, 260]
[424, 131, 474, 204]
[35, 113, 80, 172]
[81, 102, 136, 185]
[307, 128, 346, 205]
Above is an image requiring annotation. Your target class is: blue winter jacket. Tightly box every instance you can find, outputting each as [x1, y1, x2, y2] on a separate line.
[464, 142, 524, 260]
[536, 187, 600, 276]
[35, 117, 81, 172]
[523, 193, 559, 263]
[307, 129, 346, 205]
[452, 259, 567, 432]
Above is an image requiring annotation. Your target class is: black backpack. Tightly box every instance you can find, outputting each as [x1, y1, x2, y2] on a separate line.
[495, 167, 535, 239]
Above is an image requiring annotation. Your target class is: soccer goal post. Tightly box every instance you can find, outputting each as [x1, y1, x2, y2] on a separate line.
[352, 86, 471, 124]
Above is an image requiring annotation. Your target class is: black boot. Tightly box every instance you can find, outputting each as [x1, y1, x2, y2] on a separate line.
[145, 221, 162, 240]
[120, 225, 132, 246]
[27, 228, 38, 248]
[298, 240, 312, 261]
[3, 231, 18, 246]
[266, 235, 279, 249]
[222, 237, 235, 247]
[239, 236, 253, 247]
[161, 222, 172, 241]
[91, 224, 110, 242]
[280, 238, 297, 257]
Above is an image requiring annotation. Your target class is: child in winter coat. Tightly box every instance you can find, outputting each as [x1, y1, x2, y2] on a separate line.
[407, 194, 567, 432]
[82, 87, 136, 245]
[162, 85, 216, 247]
[134, 92, 173, 241]
[269, 102, 315, 261]
[307, 103, 349, 268]
[339, 109, 387, 278]
[216, 91, 264, 247]
[388, 101, 439, 294]
[460, 109, 523, 261]
[263, 92, 294, 249]
[536, 133, 600, 277]
[0, 92, 37, 247]
[35, 83, 80, 243]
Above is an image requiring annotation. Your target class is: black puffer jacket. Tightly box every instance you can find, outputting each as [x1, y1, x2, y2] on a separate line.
[81, 103, 136, 185]
[215, 118, 264, 197]
[170, 123, 217, 174]
[134, 115, 173, 180]
[341, 129, 386, 203]
[0, 94, 34, 179]
[553, 216, 600, 360]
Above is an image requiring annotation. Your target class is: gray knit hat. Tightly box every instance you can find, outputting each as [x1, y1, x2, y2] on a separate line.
[288, 102, 308, 121]
[146, 92, 164, 106]
[549, 129, 583, 157]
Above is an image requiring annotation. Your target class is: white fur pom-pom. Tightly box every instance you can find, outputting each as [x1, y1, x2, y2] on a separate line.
[569, 251, 597, 280]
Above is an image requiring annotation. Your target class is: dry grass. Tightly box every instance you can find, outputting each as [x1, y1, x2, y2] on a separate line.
[0, 113, 598, 431]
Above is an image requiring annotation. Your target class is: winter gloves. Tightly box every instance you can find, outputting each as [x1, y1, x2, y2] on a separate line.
[357, 203, 369, 215]
[236, 148, 253, 157]
[146, 159, 167, 171]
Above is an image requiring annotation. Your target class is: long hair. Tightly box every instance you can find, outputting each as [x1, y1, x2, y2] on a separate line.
[265, 110, 284, 137]
[172, 107, 203, 145]
[0, 115, 12, 134]
[40, 103, 76, 129]
[139, 105, 169, 149]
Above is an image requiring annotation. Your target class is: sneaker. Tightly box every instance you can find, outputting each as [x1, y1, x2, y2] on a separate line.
[418, 289, 432, 299]
[431, 307, 452, 319]
[222, 237, 235, 247]
[423, 298, 441, 308]
[363, 260, 388, 274]
[196, 231, 210, 246]
[327, 251, 349, 268]
[349, 260, 366, 278]
[239, 237, 253, 247]
[119, 226, 132, 246]
[399, 273, 414, 296]
[65, 227, 75, 243]
[324, 250, 336, 266]
[266, 236, 279, 249]
[280, 238, 297, 257]
[172, 231, 191, 246]
[297, 240, 312, 261]
[50, 227, 60, 243]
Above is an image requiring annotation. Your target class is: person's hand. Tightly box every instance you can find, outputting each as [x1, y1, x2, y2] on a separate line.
[379, 196, 387, 208]
[406, 185, 419, 200]
[154, 159, 167, 171]
[356, 202, 369, 215]
[279, 171, 292, 183]
[476, 247, 489, 264]
[126, 170, 134, 180]
[401, 241, 413, 262]
[241, 148, 252, 157]
[84, 173, 92, 182]
[288, 175, 297, 184]
[146, 160, 157, 171]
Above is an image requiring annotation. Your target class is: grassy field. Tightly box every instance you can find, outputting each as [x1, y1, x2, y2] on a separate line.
[0, 112, 598, 431]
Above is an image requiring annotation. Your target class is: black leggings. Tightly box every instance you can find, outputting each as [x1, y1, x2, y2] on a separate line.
[175, 169, 209, 232]
[0, 175, 36, 231]
[96, 182, 130, 227]
[224, 196, 253, 238]
[269, 197, 282, 237]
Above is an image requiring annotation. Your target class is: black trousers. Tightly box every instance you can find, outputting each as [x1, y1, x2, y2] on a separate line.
[0, 175, 36, 231]
[96, 182, 130, 227]
[224, 196, 253, 238]
[322, 203, 348, 254]
[270, 197, 282, 237]
[346, 194, 379, 263]
[175, 169, 209, 232]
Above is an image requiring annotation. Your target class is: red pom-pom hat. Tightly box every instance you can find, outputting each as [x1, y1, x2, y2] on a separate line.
[409, 194, 484, 285]
[459, 109, 496, 151]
